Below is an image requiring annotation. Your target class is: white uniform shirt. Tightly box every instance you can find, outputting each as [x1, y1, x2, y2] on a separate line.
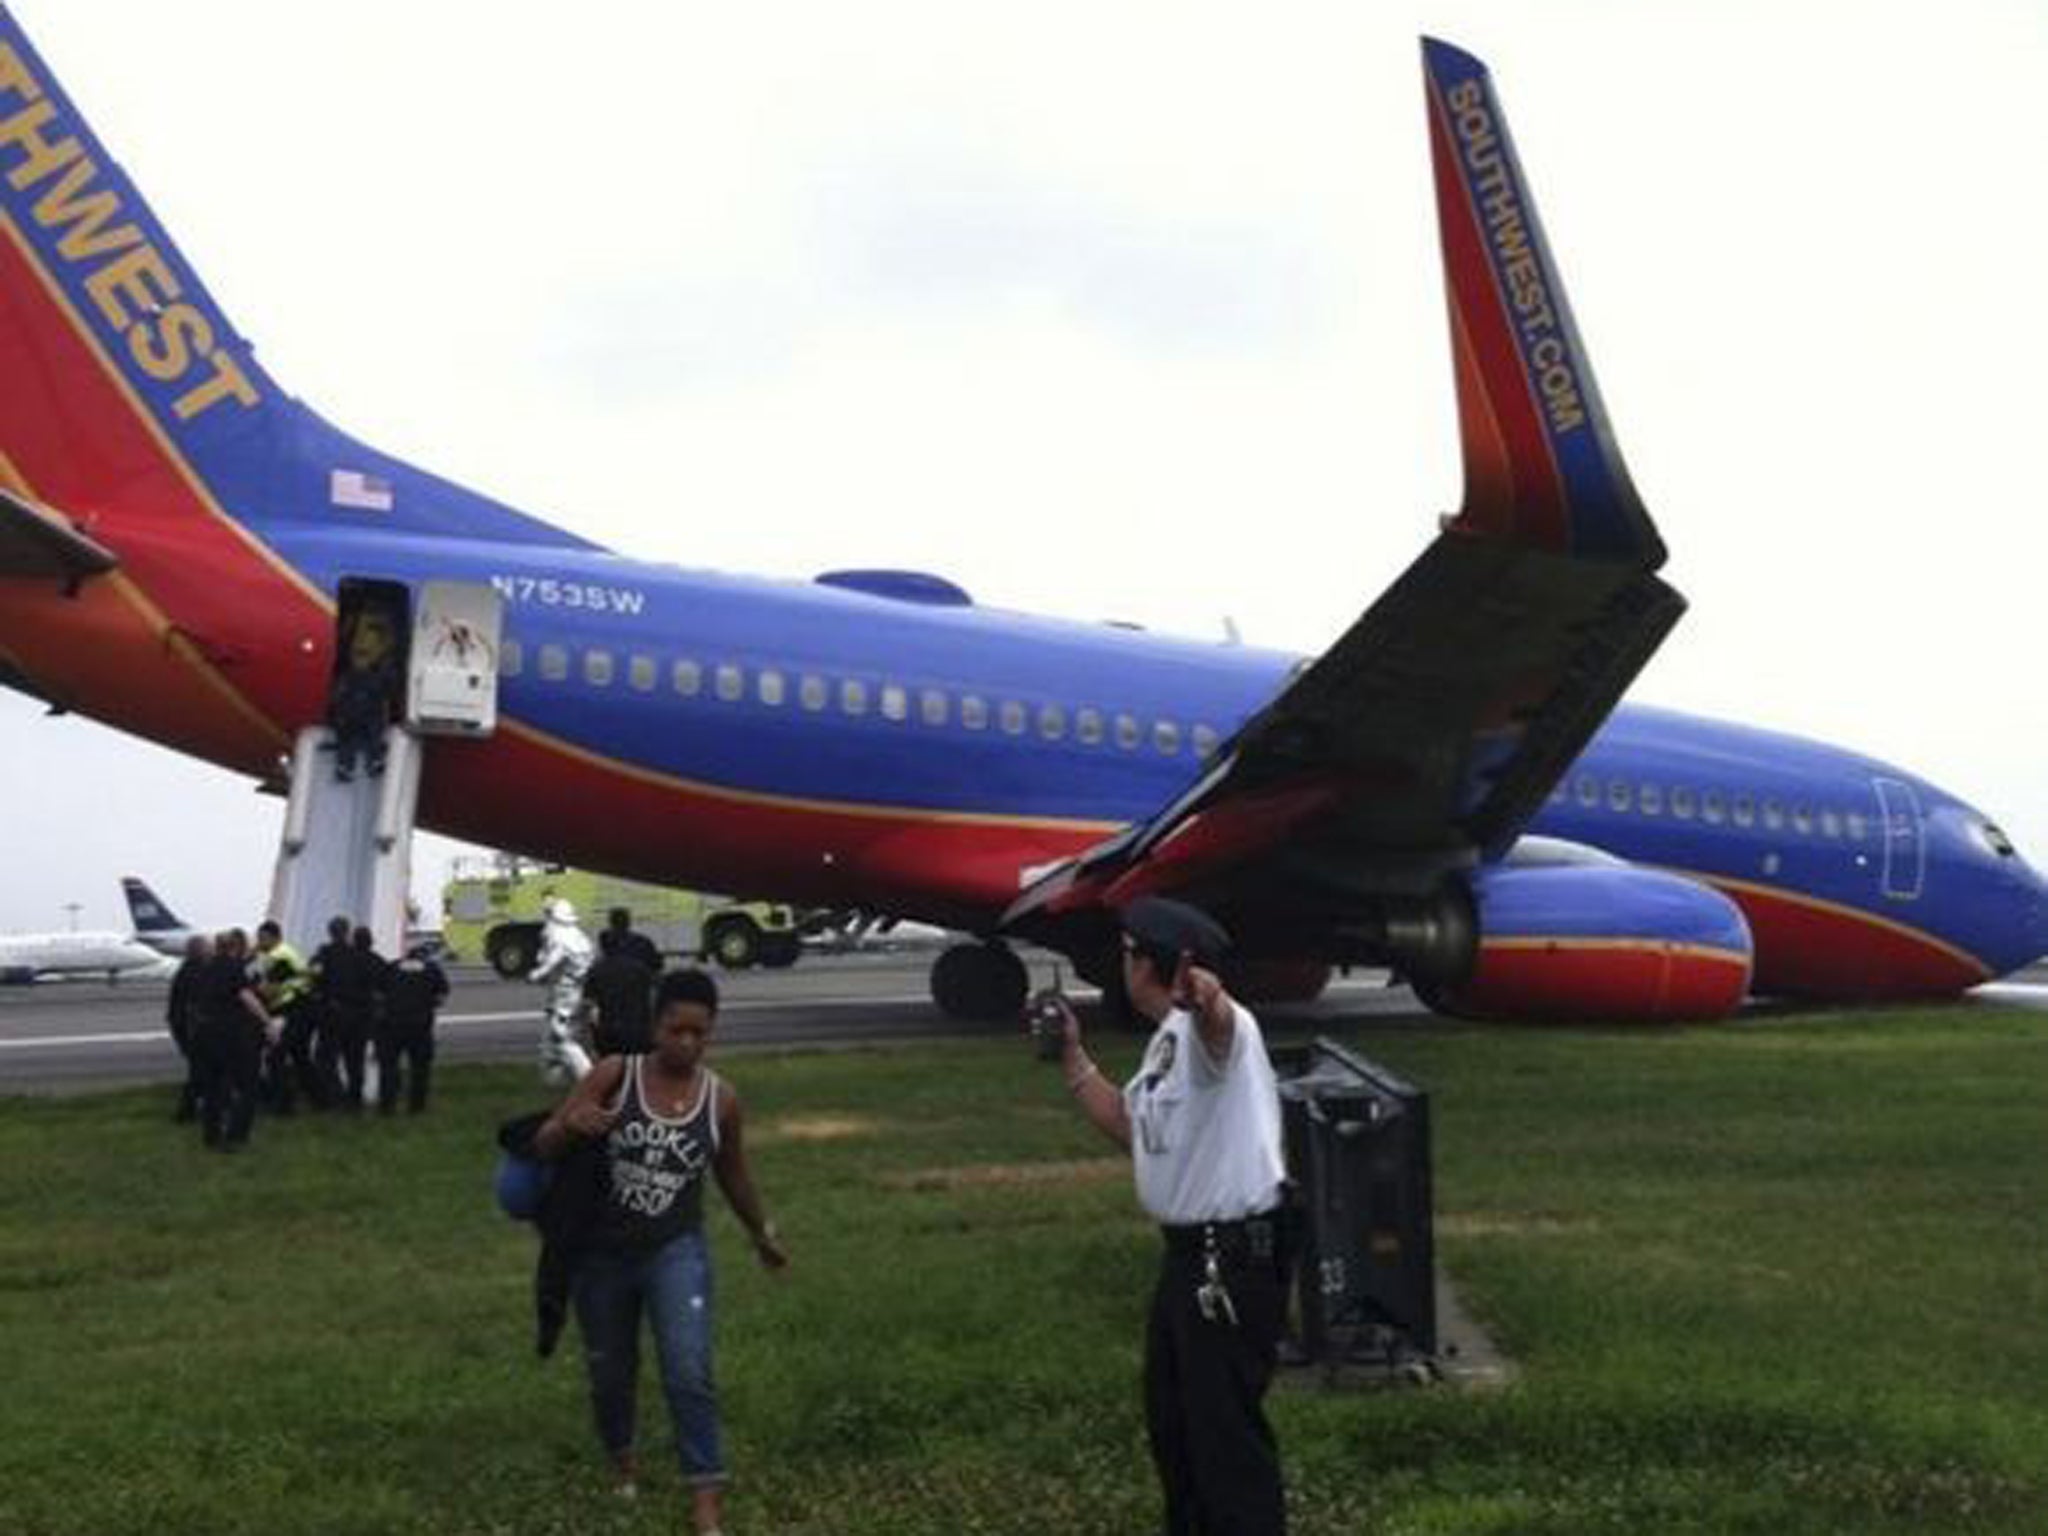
[1125, 1000, 1286, 1224]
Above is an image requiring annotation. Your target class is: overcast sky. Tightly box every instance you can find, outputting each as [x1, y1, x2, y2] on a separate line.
[2, 0, 2043, 937]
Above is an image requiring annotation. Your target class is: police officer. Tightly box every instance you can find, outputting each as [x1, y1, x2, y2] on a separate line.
[193, 928, 276, 1151]
[314, 919, 386, 1110]
[376, 942, 449, 1113]
[604, 906, 663, 974]
[164, 932, 211, 1123]
[582, 927, 655, 1057]
[1051, 897, 1289, 1536]
[254, 919, 321, 1113]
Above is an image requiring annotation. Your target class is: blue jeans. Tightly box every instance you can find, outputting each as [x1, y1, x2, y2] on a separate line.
[571, 1230, 724, 1484]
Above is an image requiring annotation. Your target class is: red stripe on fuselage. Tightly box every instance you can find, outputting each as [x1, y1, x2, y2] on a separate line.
[1426, 89, 1569, 548]
[1708, 882, 1988, 999]
[418, 724, 1105, 930]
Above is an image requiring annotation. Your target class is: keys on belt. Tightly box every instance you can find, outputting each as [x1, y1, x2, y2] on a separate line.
[1195, 1228, 1238, 1327]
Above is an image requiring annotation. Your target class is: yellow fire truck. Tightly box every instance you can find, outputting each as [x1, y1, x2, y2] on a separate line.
[442, 857, 810, 976]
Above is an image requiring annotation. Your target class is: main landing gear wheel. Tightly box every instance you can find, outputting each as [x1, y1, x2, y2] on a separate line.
[930, 941, 1028, 1022]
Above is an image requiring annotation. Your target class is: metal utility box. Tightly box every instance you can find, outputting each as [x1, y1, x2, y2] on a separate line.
[407, 581, 503, 736]
[1276, 1038, 1436, 1363]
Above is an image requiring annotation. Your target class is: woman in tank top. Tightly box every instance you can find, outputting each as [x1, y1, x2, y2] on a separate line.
[536, 968, 788, 1534]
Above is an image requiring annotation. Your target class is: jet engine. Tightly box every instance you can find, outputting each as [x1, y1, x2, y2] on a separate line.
[1429, 863, 1753, 1022]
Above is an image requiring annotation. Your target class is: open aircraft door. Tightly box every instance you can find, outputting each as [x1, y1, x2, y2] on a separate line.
[408, 581, 503, 737]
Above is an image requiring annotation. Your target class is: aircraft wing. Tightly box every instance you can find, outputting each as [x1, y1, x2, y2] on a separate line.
[1003, 40, 1683, 952]
[0, 488, 118, 586]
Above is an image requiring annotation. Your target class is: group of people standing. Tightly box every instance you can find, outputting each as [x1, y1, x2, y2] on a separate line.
[166, 916, 450, 1150]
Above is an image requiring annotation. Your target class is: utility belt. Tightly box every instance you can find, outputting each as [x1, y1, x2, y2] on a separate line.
[1160, 1210, 1281, 1263]
[1158, 1210, 1286, 1329]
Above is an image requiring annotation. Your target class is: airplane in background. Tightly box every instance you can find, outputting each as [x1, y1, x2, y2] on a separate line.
[0, 925, 172, 984]
[120, 876, 203, 957]
[0, 13, 2039, 1023]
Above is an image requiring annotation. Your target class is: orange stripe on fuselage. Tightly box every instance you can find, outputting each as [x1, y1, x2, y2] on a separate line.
[1478, 935, 1751, 969]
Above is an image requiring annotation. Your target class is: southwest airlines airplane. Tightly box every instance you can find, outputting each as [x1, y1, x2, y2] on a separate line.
[0, 10, 2039, 1022]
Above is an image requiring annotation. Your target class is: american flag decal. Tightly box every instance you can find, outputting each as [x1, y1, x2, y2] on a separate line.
[329, 468, 394, 512]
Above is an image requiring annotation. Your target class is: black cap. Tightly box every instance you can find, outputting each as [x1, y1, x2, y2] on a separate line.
[1120, 896, 1230, 966]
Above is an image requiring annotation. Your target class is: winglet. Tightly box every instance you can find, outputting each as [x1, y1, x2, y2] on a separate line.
[1423, 38, 1663, 567]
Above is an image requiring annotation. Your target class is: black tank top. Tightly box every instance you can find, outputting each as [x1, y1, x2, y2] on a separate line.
[593, 1057, 720, 1252]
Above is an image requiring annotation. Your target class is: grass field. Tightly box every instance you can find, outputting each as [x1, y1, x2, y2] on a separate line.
[5, 1003, 2048, 1535]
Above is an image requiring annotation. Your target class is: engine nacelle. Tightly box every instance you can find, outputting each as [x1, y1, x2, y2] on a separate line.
[1438, 864, 1753, 1022]
[1229, 958, 1333, 1005]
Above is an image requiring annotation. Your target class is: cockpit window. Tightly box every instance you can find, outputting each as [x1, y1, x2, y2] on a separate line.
[1980, 820, 2017, 858]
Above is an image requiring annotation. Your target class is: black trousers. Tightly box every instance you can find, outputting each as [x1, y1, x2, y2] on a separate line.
[374, 1017, 435, 1112]
[1145, 1217, 1288, 1536]
[169, 1023, 201, 1121]
[193, 1019, 263, 1147]
[267, 999, 330, 1112]
[320, 1004, 372, 1107]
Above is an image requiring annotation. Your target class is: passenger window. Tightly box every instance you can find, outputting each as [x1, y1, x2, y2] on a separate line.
[1154, 720, 1182, 756]
[539, 644, 568, 682]
[1077, 708, 1104, 746]
[1116, 713, 1141, 750]
[1039, 704, 1066, 741]
[1732, 794, 1755, 828]
[961, 694, 988, 731]
[672, 659, 702, 697]
[1792, 804, 1814, 835]
[1638, 783, 1662, 816]
[628, 654, 656, 692]
[715, 663, 743, 702]
[1607, 780, 1632, 812]
[880, 684, 908, 722]
[1820, 810, 1842, 840]
[840, 679, 868, 716]
[799, 674, 827, 711]
[999, 701, 1026, 736]
[1701, 790, 1724, 825]
[1762, 799, 1785, 831]
[1575, 775, 1599, 808]
[920, 689, 949, 727]
[1193, 724, 1220, 760]
[1671, 786, 1696, 819]
[758, 669, 786, 707]
[584, 650, 614, 687]
[1846, 812, 1868, 842]
[499, 639, 524, 678]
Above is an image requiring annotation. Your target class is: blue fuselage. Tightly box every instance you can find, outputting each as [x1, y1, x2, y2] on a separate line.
[273, 527, 2048, 987]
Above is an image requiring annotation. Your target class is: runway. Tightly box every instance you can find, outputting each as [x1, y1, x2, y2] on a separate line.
[0, 949, 1436, 1093]
[9, 949, 2045, 1096]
